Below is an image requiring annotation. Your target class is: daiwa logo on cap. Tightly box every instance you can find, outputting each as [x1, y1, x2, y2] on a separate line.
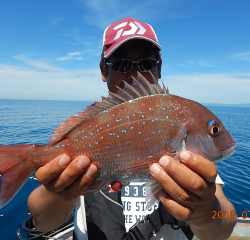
[113, 21, 146, 40]
[102, 17, 162, 58]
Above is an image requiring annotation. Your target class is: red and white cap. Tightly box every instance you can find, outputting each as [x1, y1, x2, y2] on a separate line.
[102, 17, 162, 58]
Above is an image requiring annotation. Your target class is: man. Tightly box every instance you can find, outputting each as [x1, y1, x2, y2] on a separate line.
[28, 18, 236, 240]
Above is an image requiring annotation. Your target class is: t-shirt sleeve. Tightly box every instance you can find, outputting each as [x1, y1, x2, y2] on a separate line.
[215, 173, 224, 186]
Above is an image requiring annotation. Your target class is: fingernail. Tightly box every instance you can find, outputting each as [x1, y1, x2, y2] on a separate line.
[149, 163, 161, 175]
[58, 154, 70, 166]
[77, 158, 89, 170]
[86, 165, 97, 178]
[159, 190, 168, 200]
[180, 151, 190, 162]
[159, 156, 169, 167]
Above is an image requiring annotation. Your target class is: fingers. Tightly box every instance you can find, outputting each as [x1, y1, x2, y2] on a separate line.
[149, 162, 199, 205]
[35, 154, 98, 199]
[159, 190, 192, 221]
[159, 155, 208, 197]
[49, 155, 91, 192]
[149, 152, 218, 221]
[179, 151, 218, 183]
[35, 154, 71, 184]
[61, 164, 98, 200]
[149, 152, 217, 201]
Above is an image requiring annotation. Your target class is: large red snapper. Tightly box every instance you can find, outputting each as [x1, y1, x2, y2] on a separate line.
[0, 73, 235, 208]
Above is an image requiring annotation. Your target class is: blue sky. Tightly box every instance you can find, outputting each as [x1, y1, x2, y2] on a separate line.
[0, 0, 249, 104]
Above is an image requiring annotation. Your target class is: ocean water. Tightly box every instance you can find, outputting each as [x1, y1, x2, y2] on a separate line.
[0, 99, 249, 239]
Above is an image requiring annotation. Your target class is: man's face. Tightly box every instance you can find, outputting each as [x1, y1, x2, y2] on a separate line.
[100, 40, 162, 93]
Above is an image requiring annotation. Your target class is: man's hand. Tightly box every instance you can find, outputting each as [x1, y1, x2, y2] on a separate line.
[149, 151, 236, 240]
[35, 154, 98, 200]
[28, 154, 98, 232]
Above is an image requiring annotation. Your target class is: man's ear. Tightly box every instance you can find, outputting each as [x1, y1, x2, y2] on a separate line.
[100, 63, 107, 82]
[158, 58, 162, 79]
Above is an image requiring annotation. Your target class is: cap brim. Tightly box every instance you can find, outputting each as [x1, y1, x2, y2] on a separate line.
[103, 36, 162, 58]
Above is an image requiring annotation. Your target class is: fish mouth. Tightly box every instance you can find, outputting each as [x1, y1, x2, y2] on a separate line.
[220, 142, 236, 154]
[213, 143, 236, 163]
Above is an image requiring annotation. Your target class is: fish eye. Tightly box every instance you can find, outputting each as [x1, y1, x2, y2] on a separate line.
[208, 121, 220, 137]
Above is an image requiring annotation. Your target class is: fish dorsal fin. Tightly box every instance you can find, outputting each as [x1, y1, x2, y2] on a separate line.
[48, 72, 168, 146]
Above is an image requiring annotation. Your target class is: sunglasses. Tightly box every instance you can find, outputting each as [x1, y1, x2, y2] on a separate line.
[105, 58, 159, 73]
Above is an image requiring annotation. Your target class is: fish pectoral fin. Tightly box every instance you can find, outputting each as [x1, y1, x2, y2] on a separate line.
[144, 179, 162, 210]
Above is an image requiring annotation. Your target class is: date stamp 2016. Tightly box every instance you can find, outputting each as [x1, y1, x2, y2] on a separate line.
[212, 211, 250, 219]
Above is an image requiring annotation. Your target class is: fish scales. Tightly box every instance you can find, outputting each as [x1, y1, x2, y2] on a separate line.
[0, 72, 236, 208]
[51, 95, 186, 181]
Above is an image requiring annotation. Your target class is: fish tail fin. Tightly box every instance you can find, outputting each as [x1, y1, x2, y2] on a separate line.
[145, 179, 162, 210]
[0, 144, 35, 208]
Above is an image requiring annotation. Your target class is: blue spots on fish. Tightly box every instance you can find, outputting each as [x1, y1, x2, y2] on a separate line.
[67, 143, 70, 145]
[156, 104, 160, 107]
[121, 130, 127, 133]
[127, 116, 130, 119]
[166, 116, 169, 119]
[109, 133, 112, 136]
[100, 136, 103, 139]
[132, 114, 135, 116]
[95, 142, 98, 145]
[90, 132, 93, 136]
[142, 122, 145, 124]
[82, 130, 84, 132]
[117, 135, 119, 138]
[133, 101, 135, 103]
[57, 145, 59, 147]
[138, 132, 141, 134]
[149, 108, 152, 110]
[142, 115, 144, 118]
[107, 124, 110, 127]
[208, 120, 217, 125]
[152, 120, 154, 122]
[131, 126, 134, 129]
[62, 145, 65, 147]
[162, 108, 166, 111]
[125, 109, 128, 111]
[106, 146, 109, 149]
[171, 123, 174, 126]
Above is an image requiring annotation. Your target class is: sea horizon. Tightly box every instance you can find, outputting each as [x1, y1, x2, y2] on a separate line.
[1, 98, 250, 108]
